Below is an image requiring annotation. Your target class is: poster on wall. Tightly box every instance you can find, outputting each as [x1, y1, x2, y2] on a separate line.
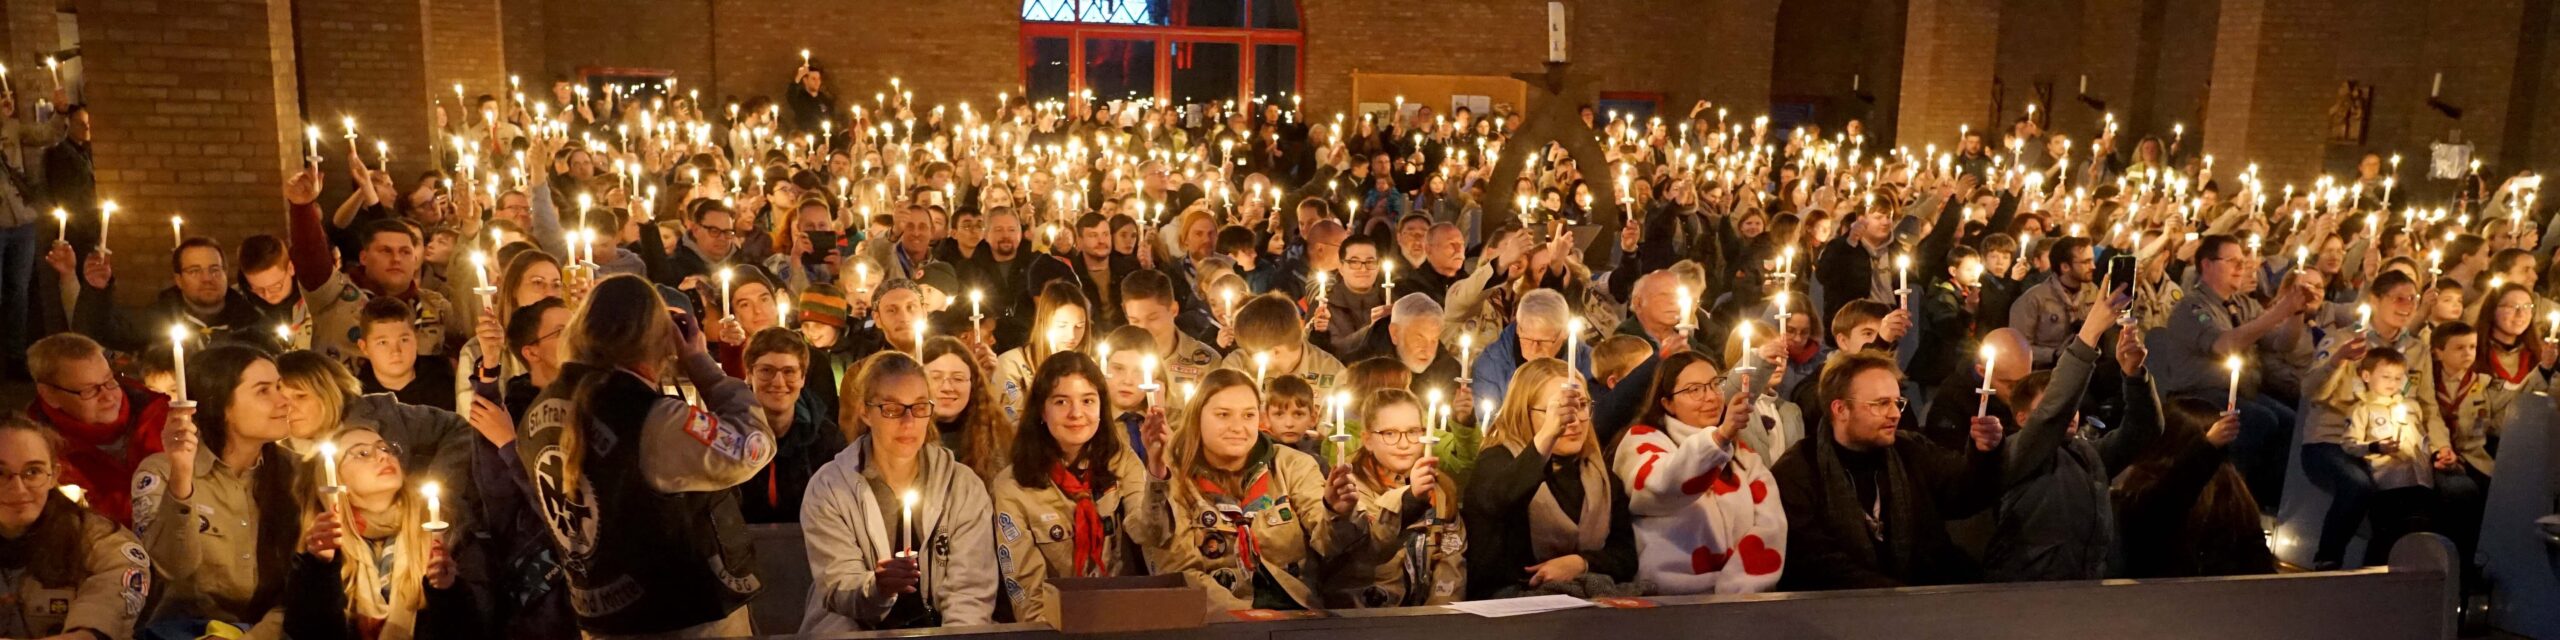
[1451, 95, 1491, 117]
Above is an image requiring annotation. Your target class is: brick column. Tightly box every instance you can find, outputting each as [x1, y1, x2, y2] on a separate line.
[2199, 0, 2336, 182]
[427, 0, 510, 129]
[298, 0, 434, 182]
[74, 0, 302, 299]
[1897, 0, 2000, 150]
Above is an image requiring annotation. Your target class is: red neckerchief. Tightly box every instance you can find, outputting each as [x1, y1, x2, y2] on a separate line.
[2484, 337, 2540, 385]
[1193, 465, 1275, 579]
[1050, 464, 1108, 578]
[2436, 368, 2477, 431]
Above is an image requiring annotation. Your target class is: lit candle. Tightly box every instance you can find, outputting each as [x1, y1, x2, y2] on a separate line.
[1975, 343, 1998, 417]
[1894, 253, 1912, 309]
[49, 208, 64, 245]
[1381, 259, 1396, 301]
[1140, 354, 1159, 404]
[170, 216, 183, 247]
[96, 201, 114, 250]
[912, 318, 927, 360]
[168, 326, 191, 402]
[2356, 303, 2372, 335]
[2224, 355, 2244, 412]
[1253, 351, 1271, 388]
[1478, 398, 1494, 432]
[1675, 285, 1696, 332]
[421, 481, 448, 532]
[1736, 321, 1757, 371]
[1222, 288, 1239, 322]
[718, 268, 735, 317]
[899, 490, 919, 555]
[317, 440, 341, 489]
[2545, 311, 2559, 343]
[57, 485, 81, 505]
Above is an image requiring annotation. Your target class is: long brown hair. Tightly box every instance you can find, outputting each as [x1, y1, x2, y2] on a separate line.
[557, 275, 676, 501]
[1025, 279, 1091, 368]
[295, 427, 432, 625]
[922, 337, 1010, 480]
[1006, 351, 1122, 495]
[2114, 396, 2262, 538]
[1166, 368, 1261, 501]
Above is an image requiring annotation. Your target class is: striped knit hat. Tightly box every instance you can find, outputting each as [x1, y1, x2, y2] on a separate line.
[797, 283, 850, 330]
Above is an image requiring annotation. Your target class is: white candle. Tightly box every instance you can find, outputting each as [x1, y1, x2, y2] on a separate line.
[912, 318, 927, 359]
[1253, 351, 1271, 388]
[899, 490, 919, 555]
[96, 201, 114, 250]
[1895, 254, 1912, 309]
[1976, 343, 1998, 417]
[1675, 285, 1696, 331]
[49, 208, 64, 245]
[421, 481, 447, 531]
[2356, 303, 2372, 335]
[470, 251, 491, 290]
[1737, 322, 1757, 370]
[718, 268, 735, 317]
[2224, 355, 2244, 411]
[2431, 72, 2443, 98]
[1329, 392, 1352, 464]
[170, 216, 183, 247]
[317, 441, 341, 488]
[168, 326, 190, 402]
[1382, 259, 1396, 301]
[2545, 311, 2559, 343]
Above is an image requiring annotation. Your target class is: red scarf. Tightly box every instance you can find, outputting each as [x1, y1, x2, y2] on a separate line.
[1049, 465, 1108, 578]
[2435, 368, 2477, 434]
[2483, 337, 2541, 385]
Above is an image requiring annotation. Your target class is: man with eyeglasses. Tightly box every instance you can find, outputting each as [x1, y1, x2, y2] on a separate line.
[2157, 234, 2315, 510]
[1772, 350, 2003, 591]
[20, 333, 166, 527]
[735, 328, 845, 524]
[670, 200, 744, 293]
[57, 235, 263, 357]
[2008, 236, 2101, 368]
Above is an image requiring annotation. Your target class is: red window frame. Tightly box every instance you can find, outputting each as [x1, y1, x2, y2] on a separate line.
[1020, 0, 1306, 105]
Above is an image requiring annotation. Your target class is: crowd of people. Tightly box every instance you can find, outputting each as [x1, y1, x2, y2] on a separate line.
[0, 54, 2533, 639]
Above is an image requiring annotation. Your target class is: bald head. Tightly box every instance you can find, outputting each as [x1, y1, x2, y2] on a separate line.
[1981, 328, 2032, 403]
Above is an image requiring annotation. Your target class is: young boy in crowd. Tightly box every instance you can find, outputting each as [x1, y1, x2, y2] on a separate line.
[357, 297, 457, 411]
[1261, 374, 1320, 458]
[2303, 347, 2436, 569]
[1591, 334, 1653, 390]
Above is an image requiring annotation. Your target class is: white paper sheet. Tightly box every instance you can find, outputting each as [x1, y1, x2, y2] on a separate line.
[1442, 595, 1597, 618]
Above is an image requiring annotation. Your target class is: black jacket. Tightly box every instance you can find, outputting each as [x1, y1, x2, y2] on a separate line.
[1772, 416, 2002, 591]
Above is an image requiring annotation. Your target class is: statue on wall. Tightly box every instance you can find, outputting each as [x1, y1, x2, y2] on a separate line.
[2328, 81, 2373, 143]
[2031, 81, 2053, 129]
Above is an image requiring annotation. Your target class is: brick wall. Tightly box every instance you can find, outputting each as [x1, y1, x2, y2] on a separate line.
[1898, 0, 2001, 151]
[500, 0, 544, 88]
[707, 0, 1017, 119]
[296, 0, 433, 187]
[1300, 0, 1544, 114]
[74, 0, 303, 302]
[541, 0, 713, 99]
[426, 0, 509, 123]
[2201, 0, 2338, 182]
[1992, 0, 2082, 136]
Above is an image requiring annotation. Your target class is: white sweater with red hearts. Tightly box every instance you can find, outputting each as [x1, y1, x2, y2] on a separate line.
[1614, 416, 1788, 595]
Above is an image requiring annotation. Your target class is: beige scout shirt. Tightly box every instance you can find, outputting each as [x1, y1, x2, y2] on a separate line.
[132, 449, 286, 640]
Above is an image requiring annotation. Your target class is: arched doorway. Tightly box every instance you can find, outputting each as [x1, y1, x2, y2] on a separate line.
[1020, 0, 1304, 108]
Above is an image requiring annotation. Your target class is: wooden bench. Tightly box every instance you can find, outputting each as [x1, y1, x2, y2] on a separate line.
[736, 529, 2457, 639]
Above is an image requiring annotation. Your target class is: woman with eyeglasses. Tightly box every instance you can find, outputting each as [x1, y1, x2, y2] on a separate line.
[1614, 351, 1786, 595]
[994, 280, 1092, 425]
[279, 427, 470, 639]
[1127, 367, 1343, 612]
[270, 352, 491, 491]
[132, 344, 305, 639]
[801, 351, 997, 631]
[990, 351, 1148, 624]
[1318, 388, 1467, 608]
[0, 416, 151, 640]
[1461, 358, 1637, 599]
[2469, 283, 2556, 432]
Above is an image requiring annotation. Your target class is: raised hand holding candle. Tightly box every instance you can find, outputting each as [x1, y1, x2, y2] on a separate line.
[1894, 253, 1912, 309]
[421, 481, 449, 532]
